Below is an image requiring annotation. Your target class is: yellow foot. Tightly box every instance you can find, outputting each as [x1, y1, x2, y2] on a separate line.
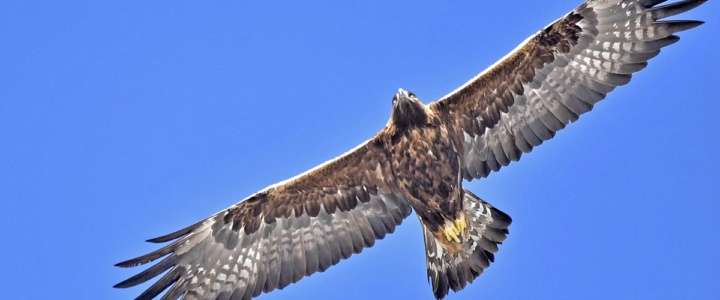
[454, 217, 467, 234]
[442, 215, 468, 243]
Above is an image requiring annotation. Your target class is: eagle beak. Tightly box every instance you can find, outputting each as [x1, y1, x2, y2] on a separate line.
[396, 88, 409, 101]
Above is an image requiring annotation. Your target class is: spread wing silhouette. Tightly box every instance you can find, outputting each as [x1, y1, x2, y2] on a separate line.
[116, 1, 705, 299]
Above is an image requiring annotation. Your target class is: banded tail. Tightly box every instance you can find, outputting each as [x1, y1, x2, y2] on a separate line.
[421, 190, 511, 299]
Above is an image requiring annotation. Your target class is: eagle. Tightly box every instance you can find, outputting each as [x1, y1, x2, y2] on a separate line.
[115, 0, 706, 299]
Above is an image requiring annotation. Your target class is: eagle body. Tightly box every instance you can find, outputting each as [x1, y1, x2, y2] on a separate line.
[384, 90, 468, 252]
[388, 122, 463, 231]
[116, 1, 706, 299]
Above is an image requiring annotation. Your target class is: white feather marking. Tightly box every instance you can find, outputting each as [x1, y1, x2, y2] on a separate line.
[242, 257, 253, 269]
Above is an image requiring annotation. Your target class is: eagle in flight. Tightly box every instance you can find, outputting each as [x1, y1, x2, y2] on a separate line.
[116, 0, 706, 299]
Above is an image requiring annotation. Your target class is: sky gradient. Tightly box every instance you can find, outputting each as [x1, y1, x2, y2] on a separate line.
[2, 1, 719, 299]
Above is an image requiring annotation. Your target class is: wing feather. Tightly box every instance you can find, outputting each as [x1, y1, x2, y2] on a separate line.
[115, 138, 413, 299]
[429, 0, 705, 180]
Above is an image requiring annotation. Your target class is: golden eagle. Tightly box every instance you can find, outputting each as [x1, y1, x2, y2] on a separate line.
[116, 0, 706, 299]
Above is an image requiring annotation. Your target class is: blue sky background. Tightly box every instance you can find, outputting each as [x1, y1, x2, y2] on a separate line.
[2, 1, 718, 299]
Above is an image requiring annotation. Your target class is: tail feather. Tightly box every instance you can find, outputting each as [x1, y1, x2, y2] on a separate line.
[421, 189, 511, 299]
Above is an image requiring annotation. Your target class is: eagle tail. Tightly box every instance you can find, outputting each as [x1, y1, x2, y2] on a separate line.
[421, 189, 511, 299]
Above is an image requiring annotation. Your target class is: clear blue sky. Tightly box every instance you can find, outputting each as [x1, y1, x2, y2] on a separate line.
[2, 1, 718, 299]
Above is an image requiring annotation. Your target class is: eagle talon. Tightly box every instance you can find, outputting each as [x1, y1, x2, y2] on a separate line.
[443, 225, 461, 243]
[454, 218, 467, 233]
[442, 216, 468, 243]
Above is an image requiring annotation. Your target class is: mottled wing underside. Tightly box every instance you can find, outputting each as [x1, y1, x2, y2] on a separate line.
[429, 0, 705, 180]
[115, 139, 413, 300]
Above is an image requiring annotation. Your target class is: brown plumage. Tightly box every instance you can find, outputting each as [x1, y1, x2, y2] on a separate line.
[115, 0, 706, 299]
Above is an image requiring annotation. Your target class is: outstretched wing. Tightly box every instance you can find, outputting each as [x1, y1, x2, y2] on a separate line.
[429, 0, 705, 180]
[115, 138, 413, 300]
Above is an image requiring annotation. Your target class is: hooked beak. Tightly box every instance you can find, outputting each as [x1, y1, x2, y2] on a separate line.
[395, 88, 410, 103]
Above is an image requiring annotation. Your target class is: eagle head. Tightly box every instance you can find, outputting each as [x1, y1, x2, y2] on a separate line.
[390, 88, 431, 127]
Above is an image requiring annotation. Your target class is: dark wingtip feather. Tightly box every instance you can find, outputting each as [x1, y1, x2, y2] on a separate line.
[115, 243, 175, 268]
[146, 220, 203, 243]
[115, 257, 142, 268]
[660, 20, 705, 35]
[651, 0, 708, 20]
[113, 277, 136, 289]
[652, 35, 682, 49]
[135, 267, 182, 300]
[114, 256, 176, 288]
[114, 261, 130, 268]
[640, 0, 670, 8]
